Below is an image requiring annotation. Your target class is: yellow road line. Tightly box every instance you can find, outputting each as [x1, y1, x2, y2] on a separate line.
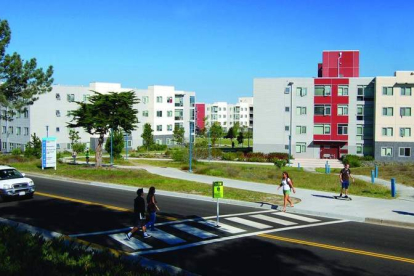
[36, 191, 177, 221]
[258, 234, 414, 264]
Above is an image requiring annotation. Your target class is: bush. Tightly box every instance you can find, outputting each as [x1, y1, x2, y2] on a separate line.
[171, 148, 187, 162]
[362, 155, 374, 161]
[11, 148, 22, 156]
[273, 159, 287, 169]
[267, 152, 289, 161]
[149, 144, 168, 151]
[24, 133, 42, 159]
[222, 152, 237, 161]
[342, 154, 362, 167]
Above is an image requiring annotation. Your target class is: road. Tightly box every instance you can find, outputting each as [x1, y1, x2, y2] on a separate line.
[1, 175, 413, 276]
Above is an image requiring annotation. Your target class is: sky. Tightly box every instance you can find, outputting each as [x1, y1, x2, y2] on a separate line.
[1, 0, 414, 103]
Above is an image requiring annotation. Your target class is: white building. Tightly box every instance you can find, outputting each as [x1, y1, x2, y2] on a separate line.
[204, 97, 253, 133]
[0, 82, 195, 152]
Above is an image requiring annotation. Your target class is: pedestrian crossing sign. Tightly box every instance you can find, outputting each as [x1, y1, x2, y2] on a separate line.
[213, 181, 224, 198]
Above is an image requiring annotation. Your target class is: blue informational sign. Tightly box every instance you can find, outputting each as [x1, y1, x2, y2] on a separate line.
[42, 137, 57, 170]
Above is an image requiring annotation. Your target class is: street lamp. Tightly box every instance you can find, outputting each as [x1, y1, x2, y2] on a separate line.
[189, 122, 194, 173]
[110, 128, 113, 166]
[288, 82, 294, 166]
[338, 52, 342, 78]
[46, 125, 49, 137]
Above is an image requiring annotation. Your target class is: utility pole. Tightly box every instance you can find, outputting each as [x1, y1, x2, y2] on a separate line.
[288, 82, 294, 166]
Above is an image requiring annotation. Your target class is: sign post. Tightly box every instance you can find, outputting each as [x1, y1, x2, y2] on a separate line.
[212, 181, 224, 227]
[42, 137, 57, 170]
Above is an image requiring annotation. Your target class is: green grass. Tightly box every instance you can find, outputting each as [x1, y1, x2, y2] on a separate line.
[130, 159, 392, 199]
[7, 159, 291, 205]
[0, 225, 163, 275]
[317, 165, 414, 188]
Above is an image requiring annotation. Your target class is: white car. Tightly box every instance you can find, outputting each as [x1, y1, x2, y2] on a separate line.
[0, 166, 35, 200]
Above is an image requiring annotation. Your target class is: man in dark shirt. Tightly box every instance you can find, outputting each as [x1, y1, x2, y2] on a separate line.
[126, 188, 151, 240]
[339, 163, 355, 198]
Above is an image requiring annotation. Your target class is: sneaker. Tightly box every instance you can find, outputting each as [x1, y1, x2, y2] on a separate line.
[344, 195, 348, 199]
[125, 233, 131, 241]
[144, 233, 151, 238]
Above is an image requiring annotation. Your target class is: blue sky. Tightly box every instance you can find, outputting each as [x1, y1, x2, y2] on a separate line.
[1, 0, 413, 103]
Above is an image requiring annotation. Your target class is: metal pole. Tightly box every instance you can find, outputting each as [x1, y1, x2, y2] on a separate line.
[391, 178, 396, 197]
[5, 107, 8, 152]
[375, 165, 378, 178]
[110, 128, 113, 165]
[46, 126, 49, 138]
[125, 133, 128, 160]
[288, 82, 293, 166]
[371, 170, 375, 183]
[189, 123, 193, 173]
[208, 128, 211, 161]
[216, 198, 220, 227]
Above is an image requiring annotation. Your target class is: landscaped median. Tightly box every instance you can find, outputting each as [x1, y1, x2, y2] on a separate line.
[0, 224, 166, 276]
[129, 159, 392, 199]
[4, 158, 294, 206]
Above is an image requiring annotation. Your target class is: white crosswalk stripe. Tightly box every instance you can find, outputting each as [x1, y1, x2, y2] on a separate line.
[148, 229, 186, 245]
[225, 217, 272, 229]
[171, 224, 217, 239]
[250, 214, 297, 226]
[272, 212, 320, 223]
[197, 220, 246, 234]
[109, 233, 152, 250]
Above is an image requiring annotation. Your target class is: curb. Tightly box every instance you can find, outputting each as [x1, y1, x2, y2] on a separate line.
[25, 172, 414, 230]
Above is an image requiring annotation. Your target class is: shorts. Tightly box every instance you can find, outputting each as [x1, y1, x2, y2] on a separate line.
[133, 215, 146, 227]
[283, 190, 290, 195]
[342, 180, 350, 189]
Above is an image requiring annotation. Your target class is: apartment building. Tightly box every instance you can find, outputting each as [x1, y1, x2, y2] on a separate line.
[201, 97, 253, 133]
[254, 50, 414, 162]
[0, 82, 195, 152]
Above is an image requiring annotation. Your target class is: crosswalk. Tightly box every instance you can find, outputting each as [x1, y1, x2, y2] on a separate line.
[78, 211, 340, 254]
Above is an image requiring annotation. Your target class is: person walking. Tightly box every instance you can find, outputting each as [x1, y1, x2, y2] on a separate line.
[277, 172, 296, 212]
[339, 163, 355, 199]
[85, 148, 90, 165]
[126, 188, 151, 240]
[145, 186, 160, 231]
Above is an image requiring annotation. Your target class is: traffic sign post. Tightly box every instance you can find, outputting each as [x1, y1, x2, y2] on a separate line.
[212, 181, 224, 227]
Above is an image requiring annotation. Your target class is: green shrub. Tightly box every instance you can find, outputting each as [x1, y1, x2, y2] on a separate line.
[149, 144, 168, 151]
[273, 159, 287, 169]
[362, 155, 374, 161]
[222, 152, 237, 161]
[172, 148, 187, 162]
[267, 152, 289, 161]
[342, 154, 362, 167]
[11, 148, 22, 156]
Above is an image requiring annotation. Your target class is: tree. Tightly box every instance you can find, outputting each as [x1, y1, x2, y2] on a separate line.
[68, 91, 139, 167]
[0, 19, 53, 121]
[68, 129, 85, 153]
[24, 133, 41, 158]
[105, 130, 124, 159]
[237, 131, 244, 146]
[173, 125, 185, 146]
[225, 127, 236, 141]
[141, 123, 154, 151]
[210, 122, 223, 146]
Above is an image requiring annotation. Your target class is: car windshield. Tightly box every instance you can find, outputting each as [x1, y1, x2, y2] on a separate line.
[0, 169, 23, 180]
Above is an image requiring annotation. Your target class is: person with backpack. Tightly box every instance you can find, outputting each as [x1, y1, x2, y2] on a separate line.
[126, 188, 151, 240]
[145, 186, 160, 231]
[277, 171, 296, 212]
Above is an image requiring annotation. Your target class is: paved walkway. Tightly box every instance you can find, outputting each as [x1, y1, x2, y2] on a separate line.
[116, 163, 414, 227]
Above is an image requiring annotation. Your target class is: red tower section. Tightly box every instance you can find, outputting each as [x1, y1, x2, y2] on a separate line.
[321, 50, 359, 78]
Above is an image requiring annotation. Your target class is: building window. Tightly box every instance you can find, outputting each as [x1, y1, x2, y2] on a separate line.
[83, 94, 90, 102]
[284, 87, 291, 94]
[296, 126, 306, 134]
[142, 96, 149, 104]
[156, 111, 162, 117]
[356, 144, 363, 154]
[156, 125, 162, 131]
[296, 107, 307, 115]
[142, 111, 149, 117]
[314, 105, 331, 116]
[166, 138, 172, 145]
[175, 95, 184, 107]
[56, 110, 61, 117]
[190, 96, 195, 107]
[295, 142, 306, 153]
[399, 147, 411, 157]
[219, 115, 222, 119]
[2, 142, 6, 150]
[167, 124, 173, 131]
[8, 126, 13, 134]
[400, 107, 411, 117]
[401, 87, 412, 96]
[24, 127, 29, 136]
[382, 107, 393, 116]
[400, 128, 411, 137]
[338, 124, 348, 135]
[156, 96, 163, 103]
[2, 126, 6, 134]
[357, 105, 364, 120]
[337, 105, 349, 116]
[56, 93, 61, 100]
[315, 85, 331, 96]
[338, 86, 349, 96]
[381, 147, 393, 157]
[357, 125, 364, 141]
[382, 127, 393, 136]
[285, 107, 290, 112]
[67, 143, 72, 150]
[175, 109, 184, 120]
[285, 145, 289, 150]
[167, 97, 173, 103]
[314, 124, 331, 135]
[224, 107, 227, 111]
[285, 126, 289, 131]
[24, 110, 29, 118]
[167, 111, 173, 117]
[16, 127, 21, 135]
[67, 94, 75, 102]
[296, 87, 307, 97]
[156, 139, 162, 145]
[56, 143, 61, 150]
[219, 107, 222, 111]
[382, 87, 393, 96]
[56, 127, 60, 132]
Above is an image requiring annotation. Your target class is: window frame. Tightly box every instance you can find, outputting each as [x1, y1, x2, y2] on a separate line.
[382, 127, 393, 136]
[382, 107, 394, 116]
[337, 124, 348, 135]
[338, 86, 349, 96]
[381, 147, 393, 157]
[382, 87, 393, 96]
[399, 147, 411, 157]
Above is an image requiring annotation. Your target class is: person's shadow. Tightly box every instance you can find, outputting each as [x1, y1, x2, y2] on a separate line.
[393, 210, 414, 216]
[312, 194, 334, 200]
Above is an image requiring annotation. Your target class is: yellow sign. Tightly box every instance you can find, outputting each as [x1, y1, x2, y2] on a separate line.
[213, 181, 224, 198]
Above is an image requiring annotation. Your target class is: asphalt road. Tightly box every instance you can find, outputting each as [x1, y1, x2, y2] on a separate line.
[1, 175, 413, 276]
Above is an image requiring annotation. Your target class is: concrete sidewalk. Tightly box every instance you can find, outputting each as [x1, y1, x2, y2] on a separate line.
[116, 163, 414, 228]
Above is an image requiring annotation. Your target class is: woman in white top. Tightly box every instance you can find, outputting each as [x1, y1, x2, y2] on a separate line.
[277, 172, 296, 212]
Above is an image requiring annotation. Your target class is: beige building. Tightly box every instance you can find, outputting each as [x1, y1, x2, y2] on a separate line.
[374, 71, 414, 161]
